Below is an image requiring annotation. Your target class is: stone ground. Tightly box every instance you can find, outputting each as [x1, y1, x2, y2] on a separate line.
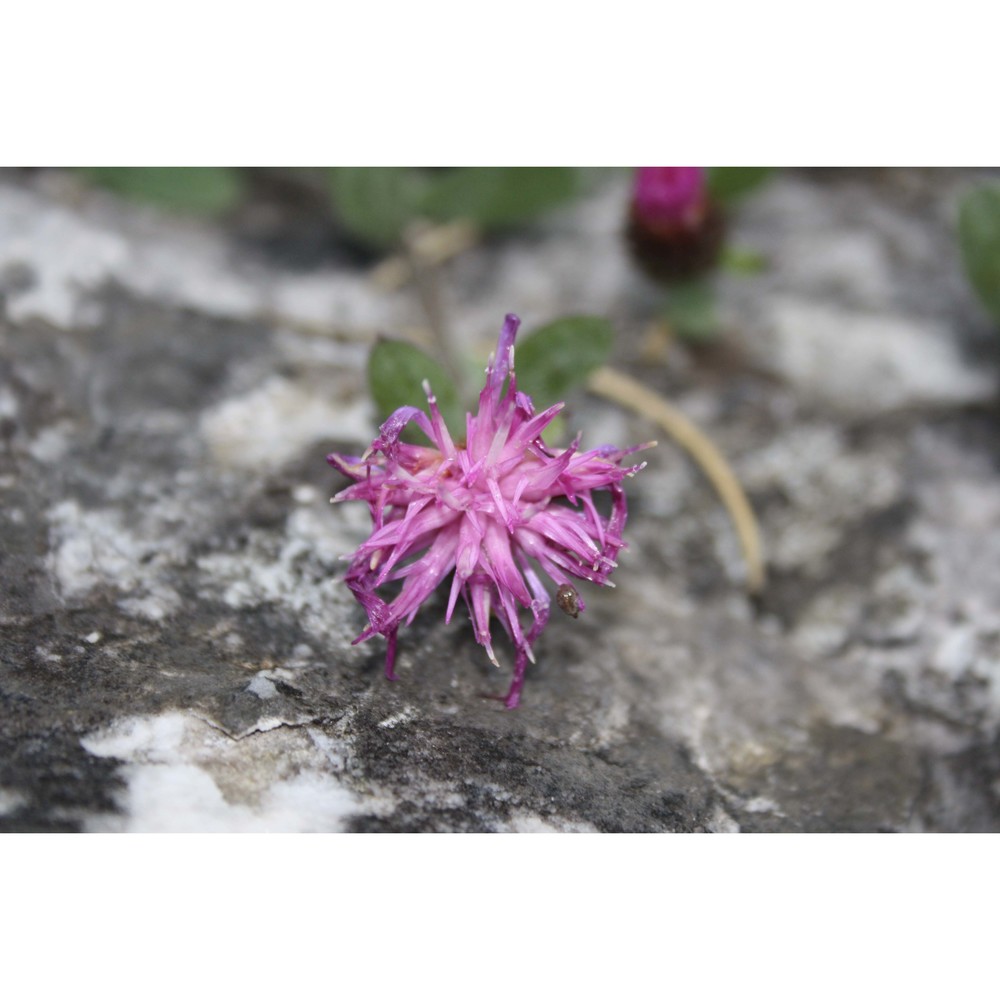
[1, 168, 999, 832]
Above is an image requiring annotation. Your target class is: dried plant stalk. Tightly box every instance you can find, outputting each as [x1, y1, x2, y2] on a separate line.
[588, 365, 765, 595]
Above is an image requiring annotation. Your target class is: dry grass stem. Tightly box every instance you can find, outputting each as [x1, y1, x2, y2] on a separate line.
[588, 365, 766, 595]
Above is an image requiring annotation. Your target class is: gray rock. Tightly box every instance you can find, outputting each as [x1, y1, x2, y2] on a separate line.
[1, 168, 999, 832]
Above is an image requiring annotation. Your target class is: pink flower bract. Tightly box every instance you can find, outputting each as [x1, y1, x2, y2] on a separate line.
[327, 313, 647, 708]
[632, 167, 707, 231]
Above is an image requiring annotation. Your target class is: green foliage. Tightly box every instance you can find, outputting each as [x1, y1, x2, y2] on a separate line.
[707, 167, 773, 204]
[329, 167, 582, 251]
[721, 245, 767, 276]
[420, 168, 580, 230]
[663, 281, 719, 342]
[366, 315, 617, 445]
[958, 183, 1000, 325]
[328, 168, 431, 251]
[367, 339, 464, 439]
[515, 316, 615, 402]
[80, 167, 245, 215]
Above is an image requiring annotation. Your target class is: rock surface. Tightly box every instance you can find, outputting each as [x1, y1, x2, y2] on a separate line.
[2, 168, 999, 832]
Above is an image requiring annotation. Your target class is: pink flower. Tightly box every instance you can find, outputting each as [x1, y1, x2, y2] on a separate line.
[631, 167, 707, 232]
[328, 314, 648, 708]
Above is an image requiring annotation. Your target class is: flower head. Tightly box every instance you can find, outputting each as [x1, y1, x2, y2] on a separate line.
[632, 167, 708, 232]
[328, 314, 648, 708]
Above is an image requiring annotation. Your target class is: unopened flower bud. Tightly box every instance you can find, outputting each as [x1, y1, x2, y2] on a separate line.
[626, 167, 725, 281]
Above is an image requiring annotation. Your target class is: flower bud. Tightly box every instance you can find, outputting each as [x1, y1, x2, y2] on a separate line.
[626, 167, 725, 281]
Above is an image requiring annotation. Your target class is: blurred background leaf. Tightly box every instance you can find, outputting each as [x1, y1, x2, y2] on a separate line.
[707, 167, 773, 205]
[420, 167, 581, 231]
[721, 245, 767, 276]
[328, 167, 585, 253]
[662, 280, 719, 341]
[328, 168, 431, 251]
[368, 338, 464, 439]
[515, 316, 615, 402]
[958, 183, 1000, 325]
[80, 167, 245, 215]
[82, 166, 588, 253]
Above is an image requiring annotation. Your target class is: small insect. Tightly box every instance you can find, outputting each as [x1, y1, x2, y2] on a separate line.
[555, 584, 582, 619]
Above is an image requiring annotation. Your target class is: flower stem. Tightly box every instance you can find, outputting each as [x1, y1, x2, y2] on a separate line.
[370, 221, 478, 291]
[402, 225, 468, 400]
[588, 365, 765, 595]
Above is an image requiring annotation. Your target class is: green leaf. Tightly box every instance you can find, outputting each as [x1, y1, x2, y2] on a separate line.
[707, 167, 773, 204]
[515, 316, 615, 402]
[958, 183, 1000, 325]
[329, 168, 429, 250]
[420, 168, 580, 231]
[80, 167, 245, 215]
[721, 245, 768, 276]
[367, 339, 464, 440]
[662, 281, 719, 342]
[541, 413, 569, 446]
